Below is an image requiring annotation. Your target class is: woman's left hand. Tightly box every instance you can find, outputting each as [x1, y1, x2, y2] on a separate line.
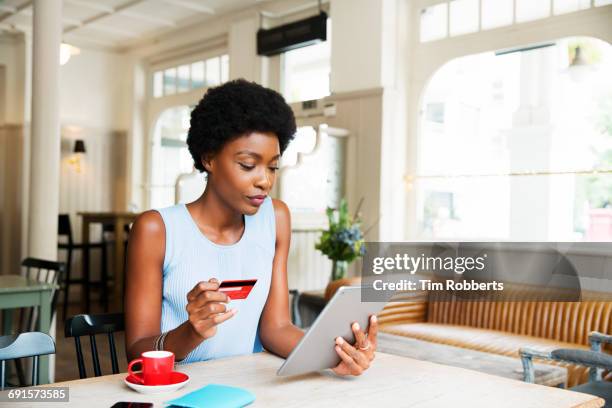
[332, 315, 378, 376]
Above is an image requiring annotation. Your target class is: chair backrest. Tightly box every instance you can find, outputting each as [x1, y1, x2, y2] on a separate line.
[57, 214, 74, 244]
[0, 332, 55, 390]
[64, 313, 125, 379]
[19, 258, 66, 333]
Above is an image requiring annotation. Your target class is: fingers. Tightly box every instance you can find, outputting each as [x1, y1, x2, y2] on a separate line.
[211, 308, 238, 324]
[189, 309, 238, 339]
[352, 322, 368, 350]
[190, 289, 230, 308]
[187, 279, 220, 302]
[191, 301, 227, 316]
[366, 315, 378, 350]
[336, 337, 370, 371]
[334, 343, 363, 375]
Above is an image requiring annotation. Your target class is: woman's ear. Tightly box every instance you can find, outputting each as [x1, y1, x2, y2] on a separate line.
[201, 154, 213, 173]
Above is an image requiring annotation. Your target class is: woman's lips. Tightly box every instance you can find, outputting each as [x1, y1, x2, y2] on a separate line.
[247, 195, 266, 206]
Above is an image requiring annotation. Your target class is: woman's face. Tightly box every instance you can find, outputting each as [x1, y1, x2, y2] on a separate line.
[205, 131, 281, 215]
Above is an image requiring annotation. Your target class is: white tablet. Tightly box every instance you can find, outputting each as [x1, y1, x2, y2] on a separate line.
[277, 286, 390, 376]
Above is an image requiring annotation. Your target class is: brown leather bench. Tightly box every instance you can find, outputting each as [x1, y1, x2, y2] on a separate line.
[325, 277, 611, 387]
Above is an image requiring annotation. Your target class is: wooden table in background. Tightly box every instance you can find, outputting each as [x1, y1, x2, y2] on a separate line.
[9, 351, 603, 407]
[0, 275, 56, 385]
[78, 212, 139, 313]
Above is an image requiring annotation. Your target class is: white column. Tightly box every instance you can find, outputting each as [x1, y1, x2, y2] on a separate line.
[28, 0, 62, 260]
[329, 0, 406, 241]
[29, 0, 62, 385]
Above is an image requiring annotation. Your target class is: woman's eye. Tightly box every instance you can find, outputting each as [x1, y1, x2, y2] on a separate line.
[239, 163, 255, 170]
[269, 167, 279, 172]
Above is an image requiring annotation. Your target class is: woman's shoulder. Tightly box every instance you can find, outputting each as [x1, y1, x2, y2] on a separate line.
[132, 209, 165, 236]
[132, 204, 185, 239]
[270, 198, 290, 224]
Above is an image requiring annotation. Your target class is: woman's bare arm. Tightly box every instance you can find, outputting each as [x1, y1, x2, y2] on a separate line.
[124, 210, 204, 361]
[258, 199, 305, 358]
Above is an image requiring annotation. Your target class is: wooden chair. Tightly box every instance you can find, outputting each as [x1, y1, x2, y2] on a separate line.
[58, 214, 108, 317]
[64, 313, 124, 378]
[521, 332, 612, 404]
[18, 258, 66, 332]
[0, 332, 55, 390]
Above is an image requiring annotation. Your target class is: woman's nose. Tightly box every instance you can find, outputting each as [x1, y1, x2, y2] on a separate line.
[254, 168, 272, 190]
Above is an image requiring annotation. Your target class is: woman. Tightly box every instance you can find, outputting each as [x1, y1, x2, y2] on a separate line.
[125, 79, 377, 376]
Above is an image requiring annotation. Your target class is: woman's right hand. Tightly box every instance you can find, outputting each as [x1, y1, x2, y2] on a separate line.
[185, 278, 237, 340]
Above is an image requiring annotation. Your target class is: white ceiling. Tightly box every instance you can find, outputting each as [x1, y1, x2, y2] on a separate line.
[0, 0, 274, 49]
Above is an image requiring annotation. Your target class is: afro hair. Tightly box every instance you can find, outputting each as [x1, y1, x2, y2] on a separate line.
[187, 79, 297, 173]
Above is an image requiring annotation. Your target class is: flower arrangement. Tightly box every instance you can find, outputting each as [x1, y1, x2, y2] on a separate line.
[315, 198, 366, 281]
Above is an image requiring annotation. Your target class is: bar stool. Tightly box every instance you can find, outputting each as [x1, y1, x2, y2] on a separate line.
[100, 223, 131, 310]
[58, 214, 108, 317]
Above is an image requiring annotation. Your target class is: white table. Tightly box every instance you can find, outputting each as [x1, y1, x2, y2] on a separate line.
[1, 351, 604, 407]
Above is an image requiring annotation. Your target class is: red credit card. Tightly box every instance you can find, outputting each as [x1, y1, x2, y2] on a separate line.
[218, 279, 257, 300]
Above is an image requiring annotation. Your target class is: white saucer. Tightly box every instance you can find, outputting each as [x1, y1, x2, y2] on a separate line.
[124, 372, 190, 394]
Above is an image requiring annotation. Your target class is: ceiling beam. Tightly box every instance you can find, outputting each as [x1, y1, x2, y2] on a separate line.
[63, 0, 146, 35]
[18, 8, 83, 27]
[159, 0, 215, 14]
[63, 32, 122, 48]
[119, 10, 176, 27]
[86, 23, 141, 38]
[0, 0, 31, 24]
[65, 0, 114, 13]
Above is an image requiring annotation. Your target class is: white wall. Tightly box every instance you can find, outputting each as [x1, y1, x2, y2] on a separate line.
[60, 48, 130, 130]
[0, 34, 29, 276]
[329, 0, 406, 243]
[57, 47, 130, 280]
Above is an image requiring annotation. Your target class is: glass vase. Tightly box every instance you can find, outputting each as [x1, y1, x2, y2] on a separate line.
[331, 260, 348, 282]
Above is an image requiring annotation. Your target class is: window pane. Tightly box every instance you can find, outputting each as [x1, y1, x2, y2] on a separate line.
[150, 106, 193, 208]
[420, 3, 448, 42]
[482, 0, 513, 29]
[221, 54, 229, 83]
[206, 57, 221, 87]
[283, 38, 331, 103]
[516, 0, 550, 23]
[153, 71, 163, 98]
[416, 37, 612, 241]
[191, 61, 204, 89]
[450, 0, 479, 37]
[554, 0, 590, 15]
[163, 68, 176, 95]
[281, 126, 343, 211]
[177, 64, 190, 93]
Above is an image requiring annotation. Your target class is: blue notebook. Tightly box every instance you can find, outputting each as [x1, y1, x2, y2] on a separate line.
[165, 384, 255, 408]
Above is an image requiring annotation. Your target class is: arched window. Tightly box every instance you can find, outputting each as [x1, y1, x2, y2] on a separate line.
[150, 105, 196, 208]
[415, 36, 612, 241]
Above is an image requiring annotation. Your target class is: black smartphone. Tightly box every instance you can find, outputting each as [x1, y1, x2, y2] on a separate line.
[110, 403, 153, 408]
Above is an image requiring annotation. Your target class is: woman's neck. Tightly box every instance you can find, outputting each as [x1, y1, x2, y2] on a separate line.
[188, 186, 244, 235]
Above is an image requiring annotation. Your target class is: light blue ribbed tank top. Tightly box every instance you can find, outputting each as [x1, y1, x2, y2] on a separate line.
[155, 196, 275, 364]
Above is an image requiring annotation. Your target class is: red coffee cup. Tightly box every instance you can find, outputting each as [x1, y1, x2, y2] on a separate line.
[127, 350, 175, 385]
